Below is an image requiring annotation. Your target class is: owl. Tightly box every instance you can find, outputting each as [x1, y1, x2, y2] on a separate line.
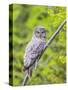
[23, 26, 46, 77]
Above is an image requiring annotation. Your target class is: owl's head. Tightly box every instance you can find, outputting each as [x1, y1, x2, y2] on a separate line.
[33, 26, 46, 40]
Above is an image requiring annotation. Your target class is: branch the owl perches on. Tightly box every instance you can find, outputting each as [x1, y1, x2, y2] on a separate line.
[22, 19, 66, 86]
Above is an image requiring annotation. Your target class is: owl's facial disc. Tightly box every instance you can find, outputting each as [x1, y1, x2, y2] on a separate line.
[34, 26, 46, 39]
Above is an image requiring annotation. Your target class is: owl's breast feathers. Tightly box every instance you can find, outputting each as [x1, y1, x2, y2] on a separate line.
[24, 38, 45, 60]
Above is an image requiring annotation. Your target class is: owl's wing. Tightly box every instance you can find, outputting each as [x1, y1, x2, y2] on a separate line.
[25, 40, 35, 54]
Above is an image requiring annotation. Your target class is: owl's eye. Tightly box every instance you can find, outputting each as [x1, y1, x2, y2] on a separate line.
[42, 31, 44, 33]
[37, 31, 40, 34]
[41, 30, 45, 33]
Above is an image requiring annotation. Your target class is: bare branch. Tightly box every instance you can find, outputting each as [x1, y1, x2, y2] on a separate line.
[22, 74, 28, 86]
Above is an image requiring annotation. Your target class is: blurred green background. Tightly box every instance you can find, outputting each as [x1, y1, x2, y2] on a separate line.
[9, 4, 66, 86]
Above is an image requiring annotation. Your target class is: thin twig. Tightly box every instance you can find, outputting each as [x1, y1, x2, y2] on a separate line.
[22, 19, 66, 85]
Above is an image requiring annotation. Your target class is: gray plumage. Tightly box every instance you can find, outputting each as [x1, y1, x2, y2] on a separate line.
[23, 26, 46, 77]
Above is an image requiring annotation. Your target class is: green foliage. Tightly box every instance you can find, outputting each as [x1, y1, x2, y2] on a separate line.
[9, 4, 66, 86]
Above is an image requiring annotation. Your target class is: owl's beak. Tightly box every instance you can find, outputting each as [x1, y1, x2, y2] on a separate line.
[39, 34, 41, 38]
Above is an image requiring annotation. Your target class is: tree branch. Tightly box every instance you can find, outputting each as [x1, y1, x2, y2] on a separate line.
[44, 19, 66, 50]
[22, 74, 29, 86]
[22, 19, 66, 85]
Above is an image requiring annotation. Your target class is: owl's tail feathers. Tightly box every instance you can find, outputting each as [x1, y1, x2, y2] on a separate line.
[23, 66, 29, 71]
[23, 66, 32, 77]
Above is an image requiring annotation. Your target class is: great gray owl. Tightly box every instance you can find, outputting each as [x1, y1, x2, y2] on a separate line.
[23, 26, 46, 78]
